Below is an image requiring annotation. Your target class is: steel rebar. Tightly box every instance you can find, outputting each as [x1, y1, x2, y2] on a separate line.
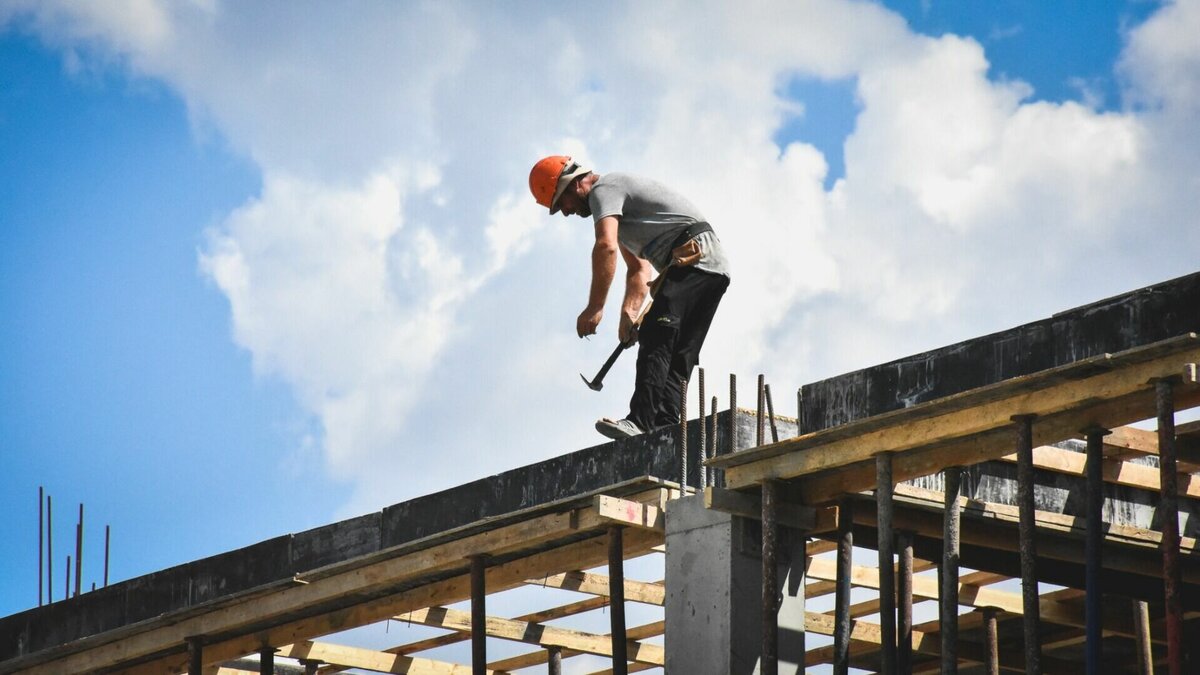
[259, 646, 275, 674]
[942, 466, 963, 674]
[679, 377, 688, 490]
[1084, 425, 1110, 674]
[796, 389, 804, 435]
[1013, 414, 1041, 675]
[698, 368, 707, 489]
[709, 395, 718, 487]
[756, 374, 765, 447]
[764, 383, 778, 443]
[1156, 378, 1182, 675]
[47, 495, 52, 603]
[608, 525, 628, 675]
[104, 525, 110, 587]
[547, 646, 562, 675]
[75, 503, 83, 597]
[38, 486, 43, 607]
[761, 479, 779, 675]
[876, 453, 896, 674]
[728, 374, 738, 456]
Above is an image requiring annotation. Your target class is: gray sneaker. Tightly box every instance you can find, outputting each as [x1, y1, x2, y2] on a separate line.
[595, 417, 644, 440]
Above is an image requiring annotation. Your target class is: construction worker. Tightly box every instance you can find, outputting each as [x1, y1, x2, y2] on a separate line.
[529, 156, 731, 439]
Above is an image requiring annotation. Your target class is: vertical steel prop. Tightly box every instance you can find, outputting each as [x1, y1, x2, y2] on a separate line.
[1083, 425, 1110, 674]
[1132, 599, 1153, 675]
[761, 479, 780, 675]
[186, 637, 203, 675]
[258, 646, 276, 674]
[876, 452, 897, 674]
[982, 608, 999, 675]
[299, 659, 321, 675]
[608, 524, 628, 675]
[756, 374, 766, 447]
[547, 646, 563, 675]
[1013, 413, 1041, 675]
[699, 368, 707, 489]
[1156, 377, 1183, 675]
[834, 498, 854, 675]
[897, 531, 913, 673]
[942, 466, 963, 674]
[764, 383, 779, 443]
[679, 377, 688, 490]
[471, 555, 487, 675]
[65, 556, 71, 600]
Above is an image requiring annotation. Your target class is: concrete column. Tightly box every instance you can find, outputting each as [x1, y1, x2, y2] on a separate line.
[666, 494, 806, 674]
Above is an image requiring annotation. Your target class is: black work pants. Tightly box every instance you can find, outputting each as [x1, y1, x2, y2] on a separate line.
[627, 266, 729, 432]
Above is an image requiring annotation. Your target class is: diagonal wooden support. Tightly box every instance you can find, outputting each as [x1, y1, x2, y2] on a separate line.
[395, 606, 664, 666]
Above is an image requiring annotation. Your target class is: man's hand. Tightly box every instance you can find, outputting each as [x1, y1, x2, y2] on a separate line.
[577, 305, 603, 338]
[618, 311, 639, 345]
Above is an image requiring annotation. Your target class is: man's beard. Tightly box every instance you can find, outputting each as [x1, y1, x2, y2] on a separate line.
[577, 203, 592, 217]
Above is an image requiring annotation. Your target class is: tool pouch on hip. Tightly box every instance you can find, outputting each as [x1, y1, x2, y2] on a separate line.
[670, 239, 703, 267]
[667, 221, 713, 267]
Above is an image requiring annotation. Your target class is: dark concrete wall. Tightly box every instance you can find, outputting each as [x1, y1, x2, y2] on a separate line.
[801, 271, 1200, 431]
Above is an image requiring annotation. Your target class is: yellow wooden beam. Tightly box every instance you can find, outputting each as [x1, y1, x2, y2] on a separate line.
[280, 640, 481, 674]
[396, 606, 664, 666]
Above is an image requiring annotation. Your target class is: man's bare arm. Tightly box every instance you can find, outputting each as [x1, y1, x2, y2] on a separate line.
[577, 215, 620, 337]
[618, 244, 652, 343]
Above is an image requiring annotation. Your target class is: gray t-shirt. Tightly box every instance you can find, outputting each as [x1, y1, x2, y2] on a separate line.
[589, 172, 730, 278]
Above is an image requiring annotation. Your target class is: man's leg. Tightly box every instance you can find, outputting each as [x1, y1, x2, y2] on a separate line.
[653, 270, 729, 428]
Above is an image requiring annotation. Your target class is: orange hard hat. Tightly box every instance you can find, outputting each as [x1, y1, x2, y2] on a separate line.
[529, 155, 590, 213]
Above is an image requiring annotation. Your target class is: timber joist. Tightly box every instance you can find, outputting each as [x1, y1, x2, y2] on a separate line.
[5, 491, 669, 675]
[708, 334, 1200, 499]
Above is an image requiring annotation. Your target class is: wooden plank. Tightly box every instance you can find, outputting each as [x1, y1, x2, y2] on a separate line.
[394, 606, 664, 666]
[280, 640, 481, 674]
[1104, 425, 1200, 469]
[791, 378, 1200, 504]
[703, 487, 836, 531]
[86, 527, 665, 675]
[711, 336, 1199, 473]
[485, 621, 664, 672]
[524, 571, 664, 605]
[718, 344, 1200, 491]
[594, 495, 664, 531]
[993, 444, 1200, 498]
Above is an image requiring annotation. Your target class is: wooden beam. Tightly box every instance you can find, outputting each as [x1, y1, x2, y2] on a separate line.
[394, 607, 663, 666]
[703, 487, 837, 532]
[115, 527, 664, 675]
[484, 621, 664, 672]
[593, 495, 664, 531]
[524, 571, 665, 605]
[280, 640, 481, 674]
[713, 341, 1200, 494]
[994, 444, 1200, 498]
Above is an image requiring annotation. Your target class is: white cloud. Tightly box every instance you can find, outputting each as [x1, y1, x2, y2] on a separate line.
[8, 0, 1200, 518]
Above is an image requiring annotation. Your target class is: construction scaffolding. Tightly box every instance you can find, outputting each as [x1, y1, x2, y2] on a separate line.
[2, 270, 1200, 674]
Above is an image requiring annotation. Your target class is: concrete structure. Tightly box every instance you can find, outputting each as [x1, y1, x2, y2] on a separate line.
[2, 270, 1200, 674]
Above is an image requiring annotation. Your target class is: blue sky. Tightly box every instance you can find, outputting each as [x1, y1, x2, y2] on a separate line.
[1, 7, 1197, 670]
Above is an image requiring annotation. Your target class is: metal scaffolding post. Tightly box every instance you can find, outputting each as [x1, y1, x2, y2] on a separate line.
[1013, 413, 1041, 675]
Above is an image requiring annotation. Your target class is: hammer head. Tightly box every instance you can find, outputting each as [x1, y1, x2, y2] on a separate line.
[580, 373, 603, 391]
